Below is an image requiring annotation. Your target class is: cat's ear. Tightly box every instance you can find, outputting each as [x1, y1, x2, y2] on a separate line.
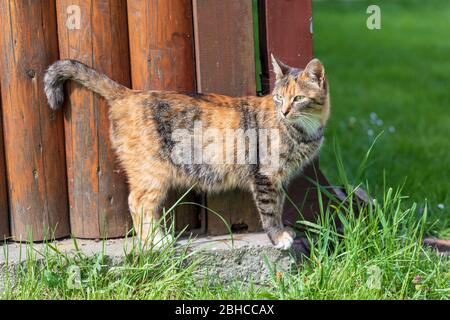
[301, 58, 326, 88]
[271, 54, 291, 80]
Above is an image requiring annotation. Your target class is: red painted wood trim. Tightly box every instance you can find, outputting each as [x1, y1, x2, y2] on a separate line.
[0, 85, 9, 239]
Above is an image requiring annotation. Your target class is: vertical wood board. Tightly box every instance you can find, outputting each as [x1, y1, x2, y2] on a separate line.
[259, 0, 335, 227]
[193, 0, 260, 235]
[127, 0, 202, 233]
[0, 0, 69, 241]
[260, 0, 314, 92]
[56, 0, 132, 238]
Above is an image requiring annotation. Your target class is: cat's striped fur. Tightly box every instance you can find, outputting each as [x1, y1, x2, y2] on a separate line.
[44, 55, 330, 250]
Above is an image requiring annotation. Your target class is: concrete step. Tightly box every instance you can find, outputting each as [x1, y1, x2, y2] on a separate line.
[0, 233, 299, 292]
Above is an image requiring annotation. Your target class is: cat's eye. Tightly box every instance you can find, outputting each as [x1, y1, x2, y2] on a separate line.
[273, 94, 283, 102]
[293, 95, 305, 102]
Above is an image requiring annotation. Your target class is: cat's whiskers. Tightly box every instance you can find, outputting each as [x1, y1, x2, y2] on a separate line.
[297, 112, 321, 136]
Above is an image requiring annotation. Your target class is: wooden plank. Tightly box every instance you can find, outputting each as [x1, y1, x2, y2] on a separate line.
[0, 86, 9, 239]
[55, 0, 132, 238]
[193, 0, 260, 235]
[0, 0, 70, 241]
[127, 0, 202, 233]
[193, 0, 256, 96]
[259, 0, 335, 227]
[206, 189, 261, 235]
[259, 0, 314, 92]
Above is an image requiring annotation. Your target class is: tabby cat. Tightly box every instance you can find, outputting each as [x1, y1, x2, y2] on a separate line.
[44, 55, 330, 250]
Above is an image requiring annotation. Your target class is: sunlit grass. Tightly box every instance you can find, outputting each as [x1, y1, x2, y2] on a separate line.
[313, 0, 450, 237]
[2, 138, 448, 300]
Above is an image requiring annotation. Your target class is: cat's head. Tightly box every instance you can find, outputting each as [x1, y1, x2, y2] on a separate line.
[271, 54, 330, 135]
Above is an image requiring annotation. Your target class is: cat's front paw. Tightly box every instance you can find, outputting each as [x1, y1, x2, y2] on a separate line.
[272, 227, 296, 250]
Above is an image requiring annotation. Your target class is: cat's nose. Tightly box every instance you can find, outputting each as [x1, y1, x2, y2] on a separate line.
[281, 108, 290, 117]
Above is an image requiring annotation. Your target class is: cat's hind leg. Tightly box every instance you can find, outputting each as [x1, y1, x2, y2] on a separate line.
[128, 185, 173, 248]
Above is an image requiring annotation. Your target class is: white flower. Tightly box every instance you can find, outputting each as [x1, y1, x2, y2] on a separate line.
[347, 117, 357, 128]
[370, 112, 378, 121]
[437, 203, 445, 210]
[388, 126, 395, 133]
[367, 129, 374, 136]
[376, 119, 383, 126]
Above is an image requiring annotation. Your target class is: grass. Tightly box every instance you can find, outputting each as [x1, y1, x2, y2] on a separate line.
[2, 137, 449, 300]
[1, 234, 199, 299]
[1, 0, 449, 301]
[313, 0, 450, 237]
[1, 189, 449, 299]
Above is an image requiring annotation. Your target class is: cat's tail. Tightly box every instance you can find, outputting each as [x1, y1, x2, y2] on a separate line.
[44, 59, 128, 110]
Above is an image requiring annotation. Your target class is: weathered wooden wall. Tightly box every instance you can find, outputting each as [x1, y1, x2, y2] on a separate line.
[193, 0, 261, 235]
[0, 0, 324, 240]
[55, 0, 132, 238]
[127, 0, 203, 233]
[196, 0, 322, 234]
[0, 86, 9, 239]
[0, 0, 70, 241]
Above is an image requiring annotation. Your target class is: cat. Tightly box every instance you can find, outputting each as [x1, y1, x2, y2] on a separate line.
[44, 54, 330, 250]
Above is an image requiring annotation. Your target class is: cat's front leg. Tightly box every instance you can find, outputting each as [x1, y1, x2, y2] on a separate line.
[252, 174, 296, 250]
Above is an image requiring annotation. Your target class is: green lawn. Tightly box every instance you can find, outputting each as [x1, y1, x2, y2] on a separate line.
[1, 0, 449, 300]
[2, 190, 449, 299]
[314, 0, 450, 237]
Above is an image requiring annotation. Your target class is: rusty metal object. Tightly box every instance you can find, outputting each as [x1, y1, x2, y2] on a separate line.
[423, 238, 450, 256]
